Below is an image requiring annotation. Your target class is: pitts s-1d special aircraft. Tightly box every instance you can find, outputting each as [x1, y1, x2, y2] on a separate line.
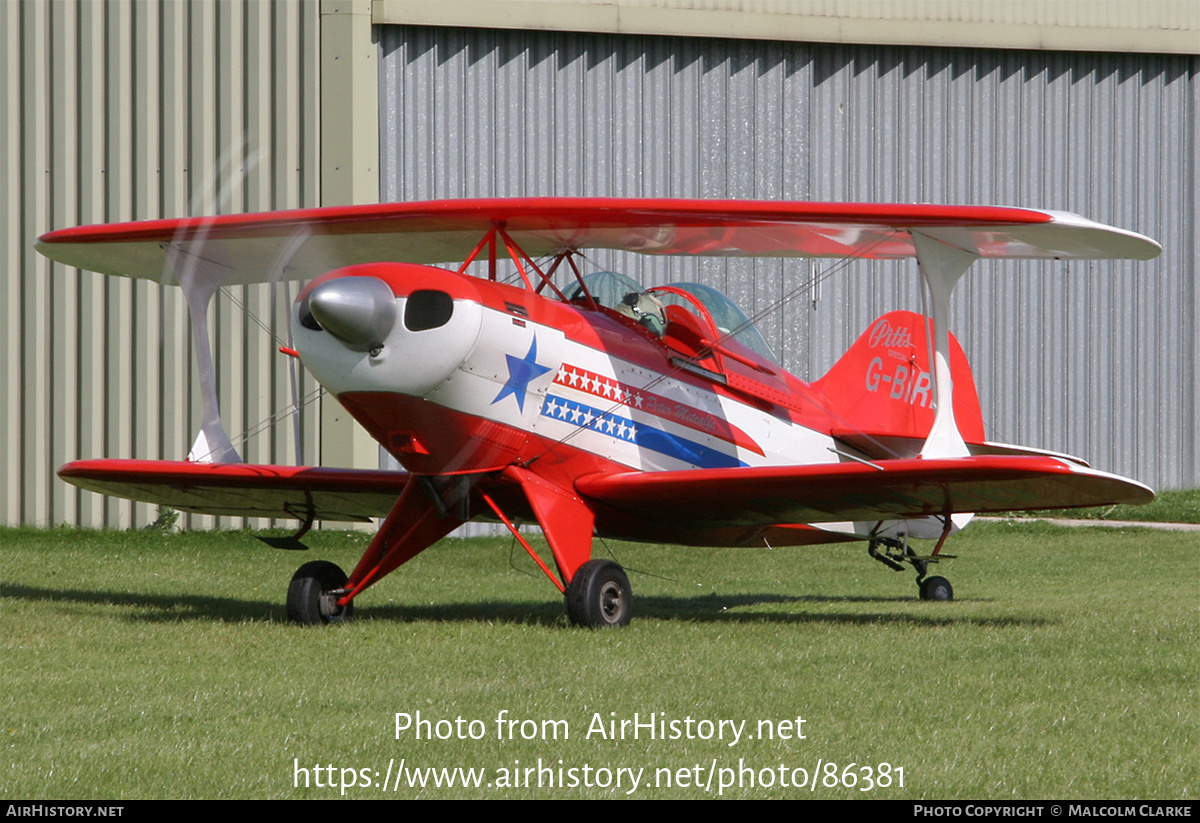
[37, 198, 1160, 627]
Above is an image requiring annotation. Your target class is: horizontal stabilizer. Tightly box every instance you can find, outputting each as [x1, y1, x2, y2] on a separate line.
[58, 460, 408, 521]
[576, 456, 1153, 528]
[970, 441, 1092, 467]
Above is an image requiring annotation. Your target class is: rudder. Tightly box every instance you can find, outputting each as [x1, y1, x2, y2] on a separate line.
[812, 310, 984, 459]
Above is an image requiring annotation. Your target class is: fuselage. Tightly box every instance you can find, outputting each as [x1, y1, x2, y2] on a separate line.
[293, 262, 969, 546]
[294, 262, 847, 479]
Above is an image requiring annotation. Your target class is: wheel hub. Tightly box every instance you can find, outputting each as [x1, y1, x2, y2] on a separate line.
[599, 581, 624, 622]
[319, 590, 347, 620]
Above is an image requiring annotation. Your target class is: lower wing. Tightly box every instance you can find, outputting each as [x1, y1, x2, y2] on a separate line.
[60, 454, 1153, 530]
[58, 460, 408, 521]
[575, 456, 1153, 527]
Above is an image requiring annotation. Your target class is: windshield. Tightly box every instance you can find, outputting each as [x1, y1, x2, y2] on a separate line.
[565, 271, 667, 336]
[565, 271, 644, 309]
[564, 272, 775, 363]
[655, 281, 776, 363]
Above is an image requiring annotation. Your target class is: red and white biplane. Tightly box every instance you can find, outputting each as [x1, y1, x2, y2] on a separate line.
[37, 199, 1160, 626]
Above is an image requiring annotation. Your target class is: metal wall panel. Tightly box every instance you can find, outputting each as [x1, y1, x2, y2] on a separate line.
[372, 0, 1200, 56]
[2, 0, 322, 527]
[379, 26, 1197, 490]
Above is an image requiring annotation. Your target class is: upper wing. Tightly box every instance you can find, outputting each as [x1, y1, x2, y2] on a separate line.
[36, 198, 1161, 285]
[59, 460, 407, 521]
[575, 455, 1153, 527]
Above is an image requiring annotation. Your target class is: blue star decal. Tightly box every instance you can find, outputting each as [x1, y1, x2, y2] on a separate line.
[491, 336, 552, 413]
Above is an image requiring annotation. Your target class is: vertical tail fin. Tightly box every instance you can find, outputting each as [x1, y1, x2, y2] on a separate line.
[813, 310, 984, 459]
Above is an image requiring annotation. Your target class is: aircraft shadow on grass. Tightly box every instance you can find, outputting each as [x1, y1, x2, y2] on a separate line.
[4, 582, 1050, 629]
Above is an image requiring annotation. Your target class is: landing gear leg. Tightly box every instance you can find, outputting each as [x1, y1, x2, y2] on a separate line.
[917, 518, 954, 601]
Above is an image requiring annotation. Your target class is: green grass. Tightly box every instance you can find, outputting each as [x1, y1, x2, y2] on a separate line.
[2, 521, 1195, 799]
[1019, 487, 1200, 524]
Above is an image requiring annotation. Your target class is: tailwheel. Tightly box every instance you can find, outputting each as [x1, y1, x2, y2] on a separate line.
[919, 575, 953, 602]
[287, 560, 354, 625]
[565, 559, 632, 628]
[868, 535, 955, 601]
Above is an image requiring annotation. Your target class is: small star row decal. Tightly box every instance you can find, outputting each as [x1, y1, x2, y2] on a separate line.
[540, 394, 639, 443]
[555, 364, 645, 408]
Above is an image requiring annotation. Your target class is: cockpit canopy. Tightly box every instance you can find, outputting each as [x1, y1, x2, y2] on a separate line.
[566, 271, 777, 364]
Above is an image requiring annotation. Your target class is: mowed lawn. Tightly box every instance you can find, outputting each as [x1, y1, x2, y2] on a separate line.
[2, 520, 1195, 799]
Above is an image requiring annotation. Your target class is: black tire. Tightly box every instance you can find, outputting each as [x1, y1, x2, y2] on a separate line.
[919, 575, 954, 602]
[287, 560, 354, 625]
[565, 559, 632, 628]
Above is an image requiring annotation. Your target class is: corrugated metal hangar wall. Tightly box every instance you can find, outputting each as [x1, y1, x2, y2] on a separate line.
[378, 25, 1198, 492]
[3, 3, 1196, 530]
[3, 1, 324, 528]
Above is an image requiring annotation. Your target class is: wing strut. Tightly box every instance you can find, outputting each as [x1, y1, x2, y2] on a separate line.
[911, 231, 978, 459]
[165, 227, 312, 464]
[168, 245, 242, 464]
[910, 232, 979, 532]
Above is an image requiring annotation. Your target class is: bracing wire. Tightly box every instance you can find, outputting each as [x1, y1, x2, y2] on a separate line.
[188, 385, 325, 463]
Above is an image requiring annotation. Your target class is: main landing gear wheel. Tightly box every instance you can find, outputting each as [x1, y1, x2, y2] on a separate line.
[919, 575, 954, 602]
[287, 560, 354, 625]
[565, 559, 632, 628]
